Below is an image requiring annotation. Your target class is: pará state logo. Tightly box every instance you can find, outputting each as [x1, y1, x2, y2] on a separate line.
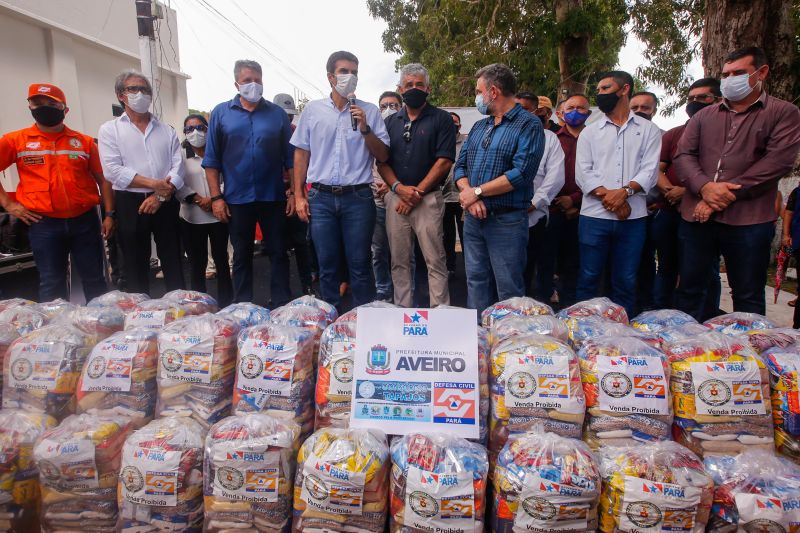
[366, 344, 390, 375]
[403, 310, 429, 336]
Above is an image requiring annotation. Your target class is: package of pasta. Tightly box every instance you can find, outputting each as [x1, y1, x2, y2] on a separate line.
[155, 314, 239, 429]
[33, 413, 132, 533]
[203, 413, 300, 533]
[481, 297, 554, 328]
[762, 344, 800, 462]
[631, 309, 697, 333]
[664, 330, 774, 457]
[562, 315, 658, 350]
[492, 431, 600, 533]
[292, 428, 389, 533]
[233, 323, 315, 439]
[217, 302, 271, 329]
[3, 324, 93, 421]
[116, 416, 205, 533]
[33, 299, 78, 321]
[54, 305, 125, 343]
[0, 409, 56, 532]
[577, 335, 672, 450]
[556, 297, 628, 324]
[0, 298, 35, 313]
[598, 441, 714, 533]
[124, 298, 187, 331]
[704, 449, 800, 532]
[75, 327, 158, 427]
[747, 327, 800, 354]
[0, 305, 47, 336]
[163, 289, 219, 315]
[271, 296, 338, 367]
[490, 333, 585, 465]
[88, 291, 149, 312]
[489, 314, 570, 347]
[703, 311, 776, 336]
[389, 432, 488, 533]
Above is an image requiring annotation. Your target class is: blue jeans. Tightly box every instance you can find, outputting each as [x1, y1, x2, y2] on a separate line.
[463, 209, 528, 315]
[309, 186, 376, 308]
[576, 216, 647, 318]
[638, 208, 681, 310]
[371, 206, 393, 298]
[228, 201, 290, 306]
[28, 208, 107, 302]
[676, 220, 774, 320]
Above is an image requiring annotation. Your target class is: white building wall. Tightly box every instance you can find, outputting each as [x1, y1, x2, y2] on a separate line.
[0, 0, 189, 190]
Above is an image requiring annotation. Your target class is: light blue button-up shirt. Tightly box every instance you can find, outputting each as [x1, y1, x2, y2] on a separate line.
[576, 111, 661, 220]
[290, 97, 390, 186]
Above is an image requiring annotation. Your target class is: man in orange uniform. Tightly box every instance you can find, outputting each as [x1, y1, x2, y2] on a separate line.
[0, 83, 114, 301]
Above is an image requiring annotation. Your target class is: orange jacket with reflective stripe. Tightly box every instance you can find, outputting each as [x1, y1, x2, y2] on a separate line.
[0, 124, 102, 218]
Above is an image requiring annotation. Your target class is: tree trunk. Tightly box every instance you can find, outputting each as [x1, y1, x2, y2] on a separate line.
[701, 0, 796, 101]
[554, 0, 590, 102]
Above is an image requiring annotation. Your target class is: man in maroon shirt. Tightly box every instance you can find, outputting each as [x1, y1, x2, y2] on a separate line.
[674, 47, 800, 319]
[548, 93, 591, 306]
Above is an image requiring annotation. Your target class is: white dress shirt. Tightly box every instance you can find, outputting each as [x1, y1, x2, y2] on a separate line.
[576, 111, 661, 220]
[290, 97, 390, 186]
[98, 113, 185, 193]
[528, 129, 565, 227]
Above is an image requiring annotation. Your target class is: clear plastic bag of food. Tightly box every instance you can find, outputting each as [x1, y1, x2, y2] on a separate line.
[578, 335, 672, 450]
[704, 449, 800, 532]
[631, 309, 697, 333]
[203, 413, 300, 533]
[88, 291, 149, 312]
[0, 298, 35, 313]
[124, 298, 187, 331]
[492, 431, 600, 533]
[271, 296, 338, 367]
[76, 327, 159, 427]
[156, 314, 240, 429]
[390, 432, 488, 533]
[763, 344, 800, 462]
[33, 299, 79, 320]
[116, 416, 205, 533]
[490, 334, 585, 464]
[654, 322, 710, 345]
[562, 315, 657, 350]
[233, 323, 315, 440]
[292, 428, 389, 533]
[481, 297, 554, 328]
[3, 324, 94, 420]
[489, 314, 570, 347]
[315, 308, 360, 431]
[599, 441, 714, 533]
[664, 330, 774, 456]
[217, 302, 271, 329]
[0, 409, 56, 532]
[0, 324, 19, 406]
[747, 327, 800, 354]
[54, 305, 126, 343]
[163, 289, 219, 315]
[0, 305, 47, 336]
[285, 295, 338, 324]
[34, 413, 132, 533]
[703, 311, 776, 336]
[556, 297, 628, 324]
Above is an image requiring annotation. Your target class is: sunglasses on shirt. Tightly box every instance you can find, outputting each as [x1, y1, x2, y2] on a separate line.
[403, 121, 412, 142]
[183, 124, 208, 134]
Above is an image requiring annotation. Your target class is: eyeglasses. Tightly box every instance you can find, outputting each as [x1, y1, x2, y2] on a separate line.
[183, 124, 208, 134]
[403, 121, 412, 142]
[686, 94, 716, 103]
[125, 86, 152, 95]
[380, 102, 400, 111]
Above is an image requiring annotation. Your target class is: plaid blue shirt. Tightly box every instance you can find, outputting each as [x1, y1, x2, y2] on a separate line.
[454, 104, 545, 210]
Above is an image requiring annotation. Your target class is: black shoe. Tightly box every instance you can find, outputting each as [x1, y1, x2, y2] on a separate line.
[304, 286, 317, 297]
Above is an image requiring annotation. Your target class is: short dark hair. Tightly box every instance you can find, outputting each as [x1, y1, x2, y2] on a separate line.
[379, 91, 402, 104]
[631, 91, 659, 107]
[326, 51, 359, 74]
[450, 112, 461, 122]
[724, 46, 768, 69]
[688, 77, 722, 97]
[598, 70, 634, 97]
[515, 92, 539, 106]
[476, 63, 517, 96]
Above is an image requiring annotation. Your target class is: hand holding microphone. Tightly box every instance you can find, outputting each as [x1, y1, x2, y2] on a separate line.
[348, 94, 358, 131]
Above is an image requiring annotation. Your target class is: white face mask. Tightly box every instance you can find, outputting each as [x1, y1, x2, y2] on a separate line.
[334, 73, 358, 97]
[186, 130, 206, 148]
[238, 81, 263, 103]
[126, 92, 152, 114]
[720, 71, 758, 102]
[381, 107, 397, 120]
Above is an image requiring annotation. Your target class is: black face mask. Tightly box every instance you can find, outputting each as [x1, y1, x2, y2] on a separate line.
[534, 114, 546, 125]
[402, 88, 428, 109]
[595, 92, 620, 114]
[686, 101, 711, 117]
[635, 111, 653, 121]
[31, 106, 65, 127]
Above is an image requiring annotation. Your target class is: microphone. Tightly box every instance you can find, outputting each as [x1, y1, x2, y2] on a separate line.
[348, 93, 358, 131]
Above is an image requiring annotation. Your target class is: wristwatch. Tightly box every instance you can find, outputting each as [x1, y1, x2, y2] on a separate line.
[210, 194, 224, 202]
[360, 125, 372, 135]
[105, 210, 116, 219]
[623, 185, 635, 197]
[474, 186, 483, 198]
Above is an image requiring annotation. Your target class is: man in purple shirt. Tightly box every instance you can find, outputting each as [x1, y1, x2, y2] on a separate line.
[674, 46, 800, 319]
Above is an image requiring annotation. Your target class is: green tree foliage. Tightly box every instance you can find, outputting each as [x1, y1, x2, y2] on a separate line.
[367, 0, 627, 106]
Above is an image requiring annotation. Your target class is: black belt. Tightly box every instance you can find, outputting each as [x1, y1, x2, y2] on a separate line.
[311, 183, 371, 194]
[489, 206, 526, 215]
